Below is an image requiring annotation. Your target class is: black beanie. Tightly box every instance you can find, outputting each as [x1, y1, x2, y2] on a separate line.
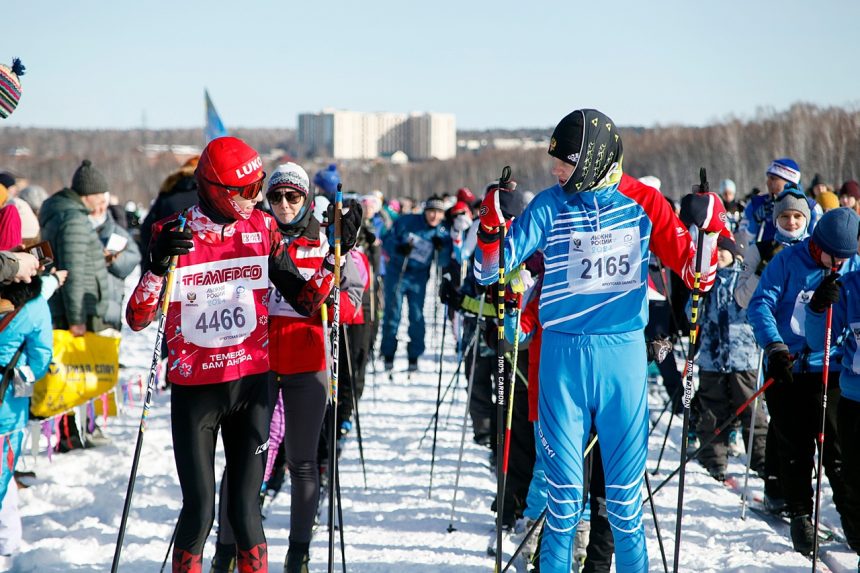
[548, 109, 623, 194]
[548, 111, 584, 166]
[71, 159, 109, 196]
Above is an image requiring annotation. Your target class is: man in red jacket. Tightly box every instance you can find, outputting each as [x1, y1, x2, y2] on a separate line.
[126, 137, 361, 573]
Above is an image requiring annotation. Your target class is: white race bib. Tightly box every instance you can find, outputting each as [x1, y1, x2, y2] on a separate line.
[408, 233, 434, 265]
[790, 289, 814, 337]
[850, 322, 860, 374]
[181, 282, 257, 348]
[174, 257, 267, 348]
[565, 228, 642, 295]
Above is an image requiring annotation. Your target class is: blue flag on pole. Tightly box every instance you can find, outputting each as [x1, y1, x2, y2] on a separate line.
[204, 89, 227, 143]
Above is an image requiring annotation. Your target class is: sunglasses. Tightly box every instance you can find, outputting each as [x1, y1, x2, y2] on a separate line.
[203, 172, 267, 200]
[266, 189, 305, 205]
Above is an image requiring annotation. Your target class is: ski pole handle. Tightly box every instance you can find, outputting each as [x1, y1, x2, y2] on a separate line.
[160, 213, 187, 315]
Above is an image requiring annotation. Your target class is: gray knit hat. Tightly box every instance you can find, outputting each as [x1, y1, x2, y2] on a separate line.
[71, 159, 109, 196]
[773, 187, 811, 225]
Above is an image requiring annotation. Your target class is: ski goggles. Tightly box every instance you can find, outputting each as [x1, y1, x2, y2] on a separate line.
[202, 172, 267, 199]
[266, 188, 305, 205]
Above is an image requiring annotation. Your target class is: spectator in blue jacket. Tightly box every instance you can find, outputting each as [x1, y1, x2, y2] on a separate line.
[380, 195, 452, 371]
[747, 207, 860, 556]
[0, 275, 53, 560]
[737, 158, 821, 251]
[693, 235, 766, 481]
[805, 225, 860, 563]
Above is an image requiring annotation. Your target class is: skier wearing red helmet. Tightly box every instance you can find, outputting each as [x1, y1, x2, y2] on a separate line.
[126, 137, 362, 573]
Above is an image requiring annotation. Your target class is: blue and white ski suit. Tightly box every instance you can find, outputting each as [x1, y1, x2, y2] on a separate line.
[476, 175, 717, 573]
[381, 213, 452, 360]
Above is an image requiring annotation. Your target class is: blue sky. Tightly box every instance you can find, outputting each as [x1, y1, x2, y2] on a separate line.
[4, 0, 859, 130]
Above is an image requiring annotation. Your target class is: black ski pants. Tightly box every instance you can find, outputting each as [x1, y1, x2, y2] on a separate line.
[171, 373, 272, 561]
[695, 369, 767, 471]
[764, 371, 847, 517]
[837, 396, 860, 554]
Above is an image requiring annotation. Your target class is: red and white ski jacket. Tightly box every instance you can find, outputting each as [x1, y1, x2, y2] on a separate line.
[267, 219, 363, 375]
[126, 206, 334, 385]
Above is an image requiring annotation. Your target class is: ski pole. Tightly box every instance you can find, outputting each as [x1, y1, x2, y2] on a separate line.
[342, 325, 368, 490]
[428, 302, 449, 498]
[671, 168, 709, 573]
[417, 328, 479, 449]
[159, 520, 179, 573]
[644, 471, 670, 573]
[335, 464, 347, 573]
[494, 165, 512, 573]
[649, 384, 682, 437]
[648, 376, 776, 501]
[496, 295, 523, 543]
[443, 312, 465, 426]
[652, 395, 678, 475]
[327, 184, 344, 573]
[811, 267, 837, 572]
[740, 349, 765, 520]
[447, 298, 486, 532]
[112, 212, 186, 573]
[501, 434, 599, 573]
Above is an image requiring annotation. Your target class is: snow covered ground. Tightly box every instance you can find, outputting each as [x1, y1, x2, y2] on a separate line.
[7, 272, 859, 572]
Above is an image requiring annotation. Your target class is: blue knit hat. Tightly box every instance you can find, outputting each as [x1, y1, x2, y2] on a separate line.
[313, 163, 341, 199]
[812, 207, 860, 259]
[767, 157, 801, 185]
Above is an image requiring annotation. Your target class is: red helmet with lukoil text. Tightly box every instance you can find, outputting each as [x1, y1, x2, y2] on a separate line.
[196, 136, 265, 221]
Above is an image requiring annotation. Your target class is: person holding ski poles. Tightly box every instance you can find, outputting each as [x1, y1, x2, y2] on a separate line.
[474, 108, 725, 573]
[206, 162, 363, 572]
[380, 195, 452, 372]
[804, 213, 860, 567]
[747, 207, 860, 556]
[125, 138, 361, 573]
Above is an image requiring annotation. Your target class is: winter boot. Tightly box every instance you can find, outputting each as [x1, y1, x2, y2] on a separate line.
[573, 518, 590, 566]
[789, 514, 815, 556]
[209, 542, 236, 573]
[383, 356, 394, 372]
[284, 541, 310, 573]
[762, 491, 787, 515]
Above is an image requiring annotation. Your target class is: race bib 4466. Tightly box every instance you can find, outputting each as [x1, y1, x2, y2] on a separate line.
[565, 228, 642, 295]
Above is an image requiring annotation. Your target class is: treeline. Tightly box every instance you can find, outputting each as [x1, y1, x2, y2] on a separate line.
[1, 104, 858, 207]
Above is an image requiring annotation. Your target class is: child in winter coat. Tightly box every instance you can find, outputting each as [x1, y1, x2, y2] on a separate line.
[693, 235, 766, 481]
[0, 275, 53, 562]
[747, 207, 860, 556]
[805, 223, 860, 565]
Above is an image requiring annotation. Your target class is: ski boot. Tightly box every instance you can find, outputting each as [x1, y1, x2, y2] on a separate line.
[789, 514, 815, 556]
[407, 358, 418, 373]
[284, 541, 310, 573]
[486, 523, 515, 556]
[209, 542, 236, 573]
[573, 519, 590, 570]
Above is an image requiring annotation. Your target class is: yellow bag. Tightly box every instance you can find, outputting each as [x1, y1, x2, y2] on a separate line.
[31, 330, 120, 418]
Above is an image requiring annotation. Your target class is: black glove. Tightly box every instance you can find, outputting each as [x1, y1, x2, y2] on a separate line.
[647, 337, 673, 364]
[809, 272, 841, 313]
[439, 277, 464, 308]
[326, 200, 363, 254]
[754, 241, 780, 275]
[765, 343, 794, 385]
[150, 218, 193, 276]
[396, 242, 413, 256]
[679, 192, 727, 233]
[432, 235, 444, 251]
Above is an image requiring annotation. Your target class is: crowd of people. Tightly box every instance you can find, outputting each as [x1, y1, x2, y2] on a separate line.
[1, 106, 860, 573]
